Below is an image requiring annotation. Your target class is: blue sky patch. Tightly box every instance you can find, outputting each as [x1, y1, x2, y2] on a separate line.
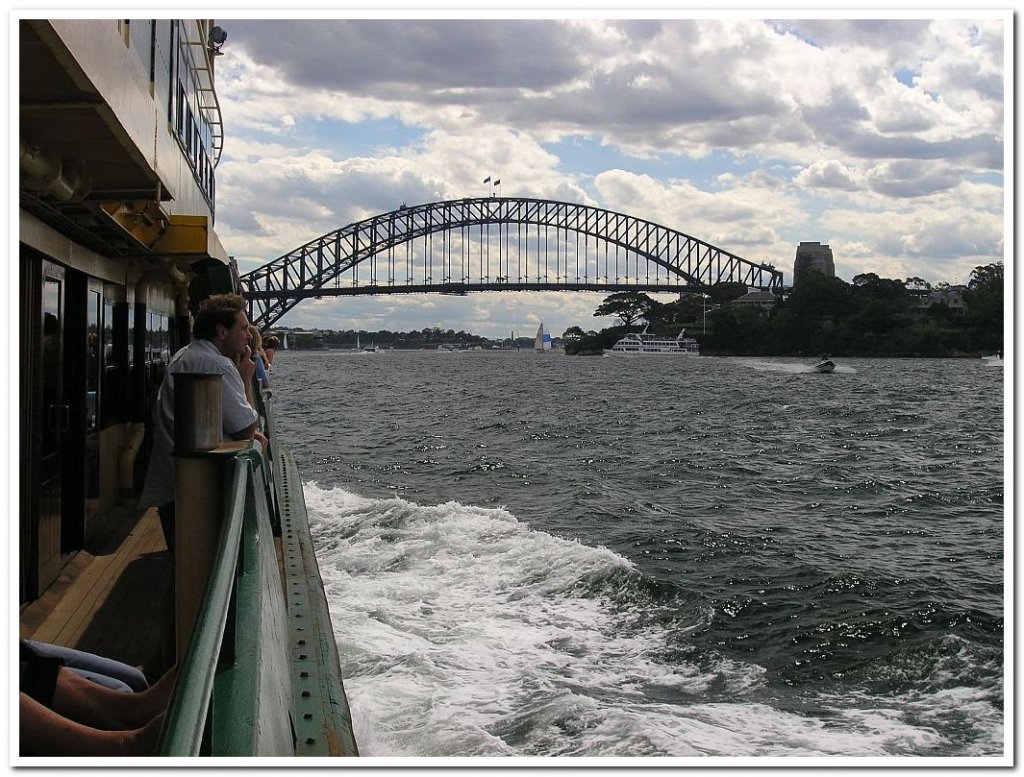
[306, 115, 427, 156]
[895, 68, 919, 88]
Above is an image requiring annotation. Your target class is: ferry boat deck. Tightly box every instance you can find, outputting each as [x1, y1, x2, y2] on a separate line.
[19, 507, 174, 677]
[17, 17, 358, 756]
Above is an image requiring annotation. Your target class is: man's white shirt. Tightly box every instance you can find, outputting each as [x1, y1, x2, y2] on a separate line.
[139, 339, 258, 508]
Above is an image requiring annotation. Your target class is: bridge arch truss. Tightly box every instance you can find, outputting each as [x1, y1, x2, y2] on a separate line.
[240, 197, 783, 330]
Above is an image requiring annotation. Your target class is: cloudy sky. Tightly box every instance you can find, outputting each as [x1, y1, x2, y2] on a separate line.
[211, 11, 1008, 338]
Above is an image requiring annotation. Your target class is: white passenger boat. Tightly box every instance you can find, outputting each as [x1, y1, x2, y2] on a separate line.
[605, 326, 699, 355]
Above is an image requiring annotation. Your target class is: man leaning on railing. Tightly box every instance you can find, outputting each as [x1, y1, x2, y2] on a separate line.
[139, 293, 267, 553]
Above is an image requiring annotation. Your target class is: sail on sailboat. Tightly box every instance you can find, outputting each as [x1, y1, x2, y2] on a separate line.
[535, 322, 552, 352]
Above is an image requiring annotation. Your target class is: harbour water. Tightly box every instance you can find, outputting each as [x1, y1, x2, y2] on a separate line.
[270, 349, 1006, 761]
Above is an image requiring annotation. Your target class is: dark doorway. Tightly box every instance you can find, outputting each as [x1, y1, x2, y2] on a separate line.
[20, 253, 100, 601]
[21, 252, 67, 598]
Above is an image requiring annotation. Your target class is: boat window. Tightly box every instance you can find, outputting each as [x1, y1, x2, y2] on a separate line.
[126, 303, 135, 368]
[101, 299, 128, 428]
[146, 311, 170, 364]
[85, 289, 101, 432]
[169, 21, 217, 207]
[144, 312, 170, 397]
[41, 277, 61, 458]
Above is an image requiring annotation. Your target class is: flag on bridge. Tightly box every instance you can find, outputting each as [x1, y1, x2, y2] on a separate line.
[482, 176, 491, 184]
[493, 179, 501, 186]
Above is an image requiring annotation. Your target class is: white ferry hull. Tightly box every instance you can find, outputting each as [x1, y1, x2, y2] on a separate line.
[606, 327, 700, 356]
[603, 348, 699, 356]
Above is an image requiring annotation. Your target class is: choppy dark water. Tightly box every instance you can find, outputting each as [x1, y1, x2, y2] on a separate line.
[271, 349, 1005, 760]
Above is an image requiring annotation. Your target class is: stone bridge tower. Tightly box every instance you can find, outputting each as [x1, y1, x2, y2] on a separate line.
[793, 241, 835, 287]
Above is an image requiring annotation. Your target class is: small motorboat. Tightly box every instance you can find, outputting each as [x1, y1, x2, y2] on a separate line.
[812, 355, 835, 374]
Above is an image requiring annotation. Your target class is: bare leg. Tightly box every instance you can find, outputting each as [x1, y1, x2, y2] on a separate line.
[51, 664, 178, 731]
[20, 693, 164, 757]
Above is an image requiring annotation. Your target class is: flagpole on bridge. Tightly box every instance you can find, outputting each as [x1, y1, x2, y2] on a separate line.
[493, 178, 501, 198]
[483, 175, 492, 197]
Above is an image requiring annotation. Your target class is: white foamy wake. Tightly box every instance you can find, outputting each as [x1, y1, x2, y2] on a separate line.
[302, 483, 1001, 761]
[742, 359, 856, 374]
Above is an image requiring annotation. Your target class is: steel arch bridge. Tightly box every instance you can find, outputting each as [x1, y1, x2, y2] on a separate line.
[240, 196, 783, 330]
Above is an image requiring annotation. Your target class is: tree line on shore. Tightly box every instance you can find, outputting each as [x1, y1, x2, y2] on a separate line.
[562, 262, 1004, 357]
[270, 325, 509, 350]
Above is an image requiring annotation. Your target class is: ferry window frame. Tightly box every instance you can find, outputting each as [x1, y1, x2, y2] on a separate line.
[167, 20, 217, 209]
[146, 311, 170, 365]
[144, 311, 170, 404]
[101, 298, 129, 428]
[86, 288, 101, 433]
[126, 302, 135, 368]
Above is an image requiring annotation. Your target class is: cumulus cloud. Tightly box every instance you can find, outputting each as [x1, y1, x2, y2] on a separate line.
[592, 168, 797, 261]
[211, 16, 1006, 336]
[794, 160, 861, 191]
[817, 179, 1003, 279]
[865, 159, 965, 198]
[221, 18, 1005, 164]
[227, 20, 589, 94]
[770, 19, 932, 52]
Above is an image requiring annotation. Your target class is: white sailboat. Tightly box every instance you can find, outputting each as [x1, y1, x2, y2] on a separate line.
[355, 332, 380, 353]
[535, 322, 552, 352]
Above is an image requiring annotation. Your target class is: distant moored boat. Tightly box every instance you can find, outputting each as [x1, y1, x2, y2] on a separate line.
[535, 322, 552, 352]
[605, 325, 699, 355]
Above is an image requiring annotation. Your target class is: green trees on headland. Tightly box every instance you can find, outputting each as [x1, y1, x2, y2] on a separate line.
[564, 263, 1003, 357]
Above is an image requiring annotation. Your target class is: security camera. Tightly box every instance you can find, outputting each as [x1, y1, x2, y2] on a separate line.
[208, 26, 227, 53]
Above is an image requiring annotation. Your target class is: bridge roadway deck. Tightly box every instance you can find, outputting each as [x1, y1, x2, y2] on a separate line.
[244, 281, 703, 299]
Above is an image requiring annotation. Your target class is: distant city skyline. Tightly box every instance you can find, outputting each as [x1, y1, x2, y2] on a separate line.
[212, 12, 1008, 338]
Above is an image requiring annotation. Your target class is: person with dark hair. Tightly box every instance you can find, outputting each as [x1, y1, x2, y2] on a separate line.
[262, 334, 280, 368]
[139, 293, 266, 552]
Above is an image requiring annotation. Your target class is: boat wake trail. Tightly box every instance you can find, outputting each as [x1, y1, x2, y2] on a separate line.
[743, 359, 856, 374]
[302, 483, 993, 760]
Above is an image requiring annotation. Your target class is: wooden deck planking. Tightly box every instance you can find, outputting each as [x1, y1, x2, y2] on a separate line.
[33, 520, 147, 645]
[20, 507, 173, 676]
[38, 550, 121, 645]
